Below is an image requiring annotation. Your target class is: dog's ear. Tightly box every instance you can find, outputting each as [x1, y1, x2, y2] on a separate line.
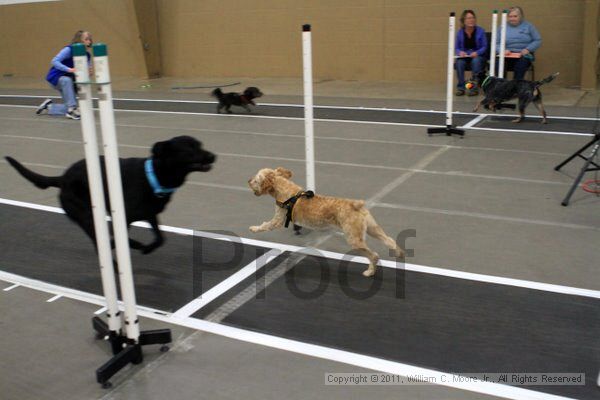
[260, 171, 275, 194]
[275, 167, 292, 179]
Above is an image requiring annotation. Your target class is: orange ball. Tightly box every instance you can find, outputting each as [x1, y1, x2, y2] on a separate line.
[465, 82, 474, 90]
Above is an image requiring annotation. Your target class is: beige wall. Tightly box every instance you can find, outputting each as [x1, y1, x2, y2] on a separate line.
[0, 0, 596, 87]
[0, 0, 146, 79]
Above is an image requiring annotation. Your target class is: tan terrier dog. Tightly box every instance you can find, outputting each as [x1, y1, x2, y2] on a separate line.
[248, 167, 404, 277]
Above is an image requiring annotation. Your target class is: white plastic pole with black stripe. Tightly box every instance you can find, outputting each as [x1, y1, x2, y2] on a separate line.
[302, 24, 316, 191]
[72, 43, 123, 349]
[294, 23, 316, 235]
[493, 10, 515, 111]
[489, 10, 498, 77]
[498, 9, 508, 78]
[427, 12, 464, 137]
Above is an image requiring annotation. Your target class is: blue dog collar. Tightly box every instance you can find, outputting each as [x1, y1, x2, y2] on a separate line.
[145, 158, 176, 197]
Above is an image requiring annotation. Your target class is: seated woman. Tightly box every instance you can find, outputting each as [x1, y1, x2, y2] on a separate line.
[497, 6, 542, 80]
[455, 10, 487, 96]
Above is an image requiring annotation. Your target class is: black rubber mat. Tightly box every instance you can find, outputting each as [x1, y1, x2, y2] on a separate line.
[477, 114, 597, 134]
[221, 253, 600, 399]
[0, 203, 269, 312]
[7, 95, 598, 131]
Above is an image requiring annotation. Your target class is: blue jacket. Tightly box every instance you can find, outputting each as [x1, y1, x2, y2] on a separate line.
[45, 45, 90, 86]
[455, 25, 487, 57]
[496, 20, 542, 54]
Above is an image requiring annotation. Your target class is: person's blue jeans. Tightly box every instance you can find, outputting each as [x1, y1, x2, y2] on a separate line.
[455, 56, 484, 89]
[48, 75, 77, 115]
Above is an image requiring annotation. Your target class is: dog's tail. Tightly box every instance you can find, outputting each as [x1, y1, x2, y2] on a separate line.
[211, 88, 223, 99]
[4, 156, 62, 189]
[536, 72, 559, 87]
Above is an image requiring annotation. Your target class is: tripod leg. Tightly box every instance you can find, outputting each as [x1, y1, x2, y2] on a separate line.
[555, 136, 597, 171]
[561, 142, 600, 206]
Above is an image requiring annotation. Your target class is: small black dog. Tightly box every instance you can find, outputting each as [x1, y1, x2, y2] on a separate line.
[5, 135, 216, 254]
[473, 72, 559, 123]
[212, 87, 263, 114]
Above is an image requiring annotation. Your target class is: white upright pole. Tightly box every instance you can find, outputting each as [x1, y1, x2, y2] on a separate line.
[92, 43, 140, 343]
[72, 43, 121, 334]
[444, 13, 456, 127]
[499, 10, 508, 78]
[427, 12, 463, 137]
[489, 10, 498, 77]
[302, 24, 315, 192]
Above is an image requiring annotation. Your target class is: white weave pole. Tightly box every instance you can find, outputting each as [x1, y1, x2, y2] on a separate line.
[72, 44, 121, 334]
[498, 9, 508, 78]
[302, 24, 315, 192]
[444, 12, 456, 127]
[427, 12, 463, 137]
[489, 10, 498, 77]
[93, 43, 140, 342]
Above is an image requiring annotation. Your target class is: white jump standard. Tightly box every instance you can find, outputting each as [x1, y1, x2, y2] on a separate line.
[72, 42, 172, 388]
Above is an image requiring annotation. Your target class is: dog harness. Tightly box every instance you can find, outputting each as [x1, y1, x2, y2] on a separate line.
[144, 158, 176, 198]
[480, 75, 492, 90]
[276, 190, 315, 228]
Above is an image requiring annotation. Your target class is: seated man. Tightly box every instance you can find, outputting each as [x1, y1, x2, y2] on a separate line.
[455, 10, 488, 96]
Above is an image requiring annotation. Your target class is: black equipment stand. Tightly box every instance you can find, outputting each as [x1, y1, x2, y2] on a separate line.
[554, 133, 600, 206]
[92, 316, 172, 388]
[427, 125, 465, 137]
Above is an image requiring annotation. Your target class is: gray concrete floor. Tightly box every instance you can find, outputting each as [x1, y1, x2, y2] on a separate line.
[0, 77, 599, 399]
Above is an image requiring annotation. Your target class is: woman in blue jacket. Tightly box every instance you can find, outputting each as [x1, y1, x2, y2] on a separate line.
[454, 10, 487, 96]
[36, 30, 93, 120]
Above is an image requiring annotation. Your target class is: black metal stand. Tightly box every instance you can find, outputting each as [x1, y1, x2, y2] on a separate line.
[293, 224, 302, 235]
[427, 125, 465, 137]
[554, 133, 600, 206]
[92, 316, 171, 388]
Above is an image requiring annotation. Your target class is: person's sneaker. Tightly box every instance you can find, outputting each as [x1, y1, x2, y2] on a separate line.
[455, 89, 465, 96]
[65, 108, 80, 120]
[35, 99, 53, 115]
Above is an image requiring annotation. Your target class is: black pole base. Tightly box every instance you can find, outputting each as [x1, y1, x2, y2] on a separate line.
[428, 125, 465, 137]
[93, 317, 172, 388]
[293, 224, 302, 235]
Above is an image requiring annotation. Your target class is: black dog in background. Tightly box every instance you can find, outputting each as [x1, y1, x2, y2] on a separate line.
[473, 72, 559, 123]
[5, 135, 216, 254]
[212, 87, 263, 113]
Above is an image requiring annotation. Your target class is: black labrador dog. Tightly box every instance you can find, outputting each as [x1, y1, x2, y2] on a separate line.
[473, 72, 559, 123]
[212, 87, 263, 114]
[5, 135, 215, 253]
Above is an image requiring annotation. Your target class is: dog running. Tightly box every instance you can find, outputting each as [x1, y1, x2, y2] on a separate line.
[212, 87, 263, 114]
[5, 135, 216, 254]
[247, 167, 404, 277]
[473, 72, 559, 123]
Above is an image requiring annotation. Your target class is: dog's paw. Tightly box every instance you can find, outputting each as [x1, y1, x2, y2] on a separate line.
[362, 268, 376, 277]
[393, 247, 405, 259]
[249, 226, 261, 233]
[141, 245, 158, 254]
